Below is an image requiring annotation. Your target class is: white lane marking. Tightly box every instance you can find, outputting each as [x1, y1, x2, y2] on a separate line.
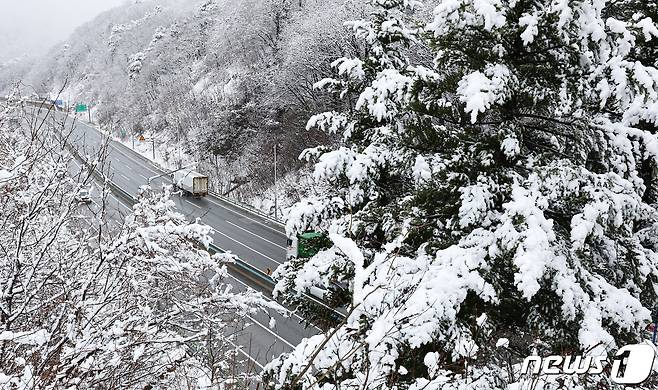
[206, 244, 303, 348]
[124, 164, 133, 171]
[207, 197, 286, 237]
[73, 119, 158, 175]
[188, 201, 202, 209]
[119, 173, 130, 181]
[225, 338, 265, 370]
[63, 153, 131, 213]
[65, 150, 131, 212]
[244, 313, 294, 349]
[212, 229, 282, 265]
[227, 274, 320, 332]
[107, 143, 160, 175]
[225, 220, 286, 250]
[111, 147, 159, 174]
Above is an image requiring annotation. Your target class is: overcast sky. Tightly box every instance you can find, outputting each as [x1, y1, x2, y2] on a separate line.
[0, 0, 127, 62]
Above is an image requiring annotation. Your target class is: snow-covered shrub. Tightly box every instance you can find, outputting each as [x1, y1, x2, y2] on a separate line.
[0, 96, 274, 389]
[268, 0, 658, 389]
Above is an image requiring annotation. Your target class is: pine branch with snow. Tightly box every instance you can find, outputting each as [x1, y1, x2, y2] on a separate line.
[269, 0, 658, 389]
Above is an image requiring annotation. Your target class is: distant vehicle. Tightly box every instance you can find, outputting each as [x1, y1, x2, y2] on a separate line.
[286, 232, 331, 260]
[75, 188, 92, 204]
[173, 170, 209, 197]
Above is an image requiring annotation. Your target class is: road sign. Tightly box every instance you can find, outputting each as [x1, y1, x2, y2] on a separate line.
[75, 104, 88, 113]
[138, 135, 145, 142]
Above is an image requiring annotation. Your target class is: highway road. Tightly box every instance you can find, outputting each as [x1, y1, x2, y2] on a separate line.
[41, 109, 318, 373]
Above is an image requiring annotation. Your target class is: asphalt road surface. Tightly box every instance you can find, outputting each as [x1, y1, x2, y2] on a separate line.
[41, 109, 318, 371]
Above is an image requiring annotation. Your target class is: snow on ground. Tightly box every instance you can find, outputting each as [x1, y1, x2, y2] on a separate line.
[80, 113, 185, 172]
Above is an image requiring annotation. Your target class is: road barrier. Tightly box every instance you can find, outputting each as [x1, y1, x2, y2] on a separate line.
[96, 125, 286, 227]
[209, 190, 285, 227]
[208, 243, 275, 284]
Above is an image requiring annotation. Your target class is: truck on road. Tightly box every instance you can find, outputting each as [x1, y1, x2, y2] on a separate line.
[173, 170, 209, 197]
[286, 232, 331, 260]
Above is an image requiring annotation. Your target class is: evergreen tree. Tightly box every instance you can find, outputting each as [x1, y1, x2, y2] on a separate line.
[268, 0, 658, 388]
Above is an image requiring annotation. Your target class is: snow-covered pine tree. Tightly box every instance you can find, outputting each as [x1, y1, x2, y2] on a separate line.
[268, 0, 658, 388]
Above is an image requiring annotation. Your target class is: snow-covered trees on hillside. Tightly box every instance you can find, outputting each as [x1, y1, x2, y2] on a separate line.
[0, 95, 275, 388]
[0, 0, 370, 212]
[269, 0, 658, 388]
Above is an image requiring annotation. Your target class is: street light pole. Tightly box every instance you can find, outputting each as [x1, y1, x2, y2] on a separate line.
[178, 131, 182, 169]
[273, 144, 278, 220]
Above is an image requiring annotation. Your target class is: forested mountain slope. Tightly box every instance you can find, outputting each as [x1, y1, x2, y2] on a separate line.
[3, 0, 658, 388]
[0, 0, 369, 212]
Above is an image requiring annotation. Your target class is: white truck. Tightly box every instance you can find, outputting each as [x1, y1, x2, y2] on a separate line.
[173, 170, 209, 197]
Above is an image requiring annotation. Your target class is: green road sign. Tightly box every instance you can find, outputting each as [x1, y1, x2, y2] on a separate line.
[75, 104, 88, 113]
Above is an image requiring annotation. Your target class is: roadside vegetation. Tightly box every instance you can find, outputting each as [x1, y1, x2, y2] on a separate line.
[0, 91, 274, 389]
[269, 0, 658, 389]
[1, 0, 658, 389]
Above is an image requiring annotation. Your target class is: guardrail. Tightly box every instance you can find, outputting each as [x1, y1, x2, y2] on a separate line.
[208, 243, 275, 284]
[1, 97, 57, 111]
[209, 240, 347, 318]
[208, 190, 284, 227]
[84, 123, 286, 227]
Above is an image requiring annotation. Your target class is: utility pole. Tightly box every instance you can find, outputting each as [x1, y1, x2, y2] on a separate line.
[177, 130, 182, 169]
[273, 144, 278, 220]
[88, 106, 91, 123]
[152, 136, 156, 160]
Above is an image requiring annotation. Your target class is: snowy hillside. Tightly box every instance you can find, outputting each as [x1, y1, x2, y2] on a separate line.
[1, 0, 658, 389]
[0, 0, 368, 212]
